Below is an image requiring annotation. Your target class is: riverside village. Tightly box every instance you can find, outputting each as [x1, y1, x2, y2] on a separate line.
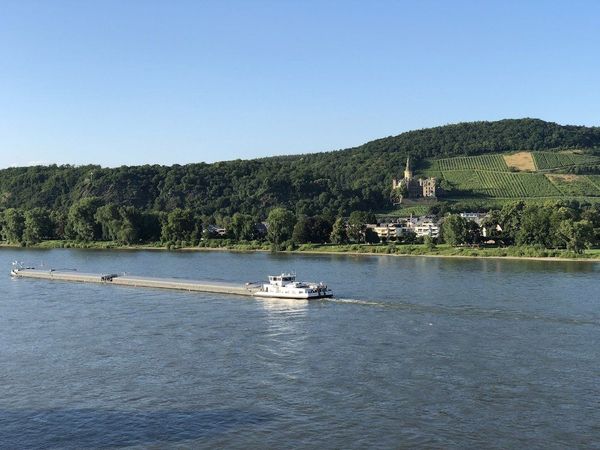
[205, 157, 501, 245]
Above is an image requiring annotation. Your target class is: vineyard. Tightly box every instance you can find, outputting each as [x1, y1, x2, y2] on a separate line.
[441, 170, 561, 198]
[546, 174, 600, 197]
[416, 150, 600, 200]
[532, 151, 600, 170]
[429, 154, 509, 172]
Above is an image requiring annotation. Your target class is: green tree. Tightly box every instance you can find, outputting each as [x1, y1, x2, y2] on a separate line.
[465, 220, 482, 245]
[161, 208, 198, 245]
[330, 217, 348, 244]
[292, 215, 311, 244]
[498, 201, 525, 245]
[441, 214, 469, 246]
[116, 206, 142, 244]
[581, 205, 600, 245]
[139, 211, 162, 242]
[347, 211, 376, 243]
[50, 210, 68, 239]
[1, 208, 25, 244]
[95, 204, 121, 241]
[307, 216, 332, 243]
[293, 215, 332, 244]
[267, 207, 296, 248]
[558, 219, 594, 253]
[400, 229, 417, 244]
[364, 227, 380, 244]
[67, 197, 102, 241]
[423, 235, 436, 250]
[481, 210, 502, 241]
[230, 213, 257, 241]
[516, 205, 553, 247]
[23, 208, 52, 245]
[390, 185, 407, 204]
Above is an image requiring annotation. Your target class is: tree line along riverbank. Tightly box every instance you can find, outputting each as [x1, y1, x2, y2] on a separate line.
[1, 199, 600, 255]
[2, 240, 599, 262]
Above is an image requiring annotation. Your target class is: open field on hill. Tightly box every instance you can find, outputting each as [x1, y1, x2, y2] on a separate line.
[503, 152, 536, 171]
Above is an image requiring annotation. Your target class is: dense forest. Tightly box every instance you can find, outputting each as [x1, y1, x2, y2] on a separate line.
[1, 119, 600, 219]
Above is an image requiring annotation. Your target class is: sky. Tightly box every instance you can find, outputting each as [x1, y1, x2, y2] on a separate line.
[0, 0, 599, 168]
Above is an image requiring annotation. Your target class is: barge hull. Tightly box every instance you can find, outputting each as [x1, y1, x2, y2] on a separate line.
[12, 269, 256, 297]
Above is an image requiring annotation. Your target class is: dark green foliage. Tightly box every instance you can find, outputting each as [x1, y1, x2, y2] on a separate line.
[484, 200, 599, 250]
[230, 213, 257, 241]
[1, 208, 25, 244]
[558, 220, 594, 253]
[347, 211, 377, 243]
[267, 208, 296, 248]
[441, 215, 469, 246]
[400, 230, 417, 244]
[363, 118, 600, 158]
[116, 206, 142, 244]
[465, 220, 482, 245]
[515, 205, 557, 248]
[423, 235, 436, 250]
[1, 119, 599, 218]
[23, 208, 53, 245]
[50, 210, 68, 239]
[95, 204, 121, 241]
[329, 217, 348, 244]
[161, 208, 201, 245]
[67, 197, 102, 242]
[364, 227, 380, 244]
[292, 215, 333, 244]
[138, 211, 162, 242]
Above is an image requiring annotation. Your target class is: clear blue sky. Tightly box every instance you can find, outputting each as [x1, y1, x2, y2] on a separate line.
[1, 0, 599, 168]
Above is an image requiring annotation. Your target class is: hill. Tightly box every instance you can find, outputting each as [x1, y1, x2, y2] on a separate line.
[1, 118, 600, 218]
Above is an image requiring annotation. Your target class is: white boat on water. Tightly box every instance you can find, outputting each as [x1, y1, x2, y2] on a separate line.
[250, 273, 333, 299]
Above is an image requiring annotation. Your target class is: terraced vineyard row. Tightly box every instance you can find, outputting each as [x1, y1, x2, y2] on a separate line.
[546, 175, 600, 197]
[588, 175, 600, 189]
[431, 154, 509, 172]
[532, 152, 600, 170]
[441, 170, 561, 198]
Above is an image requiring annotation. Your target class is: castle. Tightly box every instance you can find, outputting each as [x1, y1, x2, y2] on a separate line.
[392, 157, 436, 202]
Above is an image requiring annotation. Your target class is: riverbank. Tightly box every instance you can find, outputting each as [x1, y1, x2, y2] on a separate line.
[2, 240, 599, 262]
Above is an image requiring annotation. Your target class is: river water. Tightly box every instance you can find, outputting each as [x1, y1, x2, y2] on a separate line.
[0, 249, 599, 449]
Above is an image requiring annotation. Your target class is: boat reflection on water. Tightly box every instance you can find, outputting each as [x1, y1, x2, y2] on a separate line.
[256, 297, 309, 313]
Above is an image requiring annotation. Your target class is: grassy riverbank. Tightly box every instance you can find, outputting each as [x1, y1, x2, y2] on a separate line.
[2, 240, 600, 261]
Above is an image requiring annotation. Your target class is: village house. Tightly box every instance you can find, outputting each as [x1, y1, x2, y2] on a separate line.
[459, 212, 488, 225]
[206, 224, 228, 237]
[412, 221, 440, 238]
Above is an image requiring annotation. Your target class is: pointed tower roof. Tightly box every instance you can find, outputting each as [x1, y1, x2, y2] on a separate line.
[404, 155, 413, 180]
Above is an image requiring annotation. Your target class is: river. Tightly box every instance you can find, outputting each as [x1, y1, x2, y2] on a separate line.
[1, 249, 599, 449]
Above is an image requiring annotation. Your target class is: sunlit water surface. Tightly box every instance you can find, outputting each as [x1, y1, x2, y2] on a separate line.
[1, 249, 599, 449]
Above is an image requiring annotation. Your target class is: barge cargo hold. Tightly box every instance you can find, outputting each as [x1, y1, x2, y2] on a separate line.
[11, 268, 255, 297]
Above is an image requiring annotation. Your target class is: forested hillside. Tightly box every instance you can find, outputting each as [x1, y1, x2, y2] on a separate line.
[1, 119, 600, 218]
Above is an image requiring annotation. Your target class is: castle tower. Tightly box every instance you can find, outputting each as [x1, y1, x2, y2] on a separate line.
[404, 156, 413, 180]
